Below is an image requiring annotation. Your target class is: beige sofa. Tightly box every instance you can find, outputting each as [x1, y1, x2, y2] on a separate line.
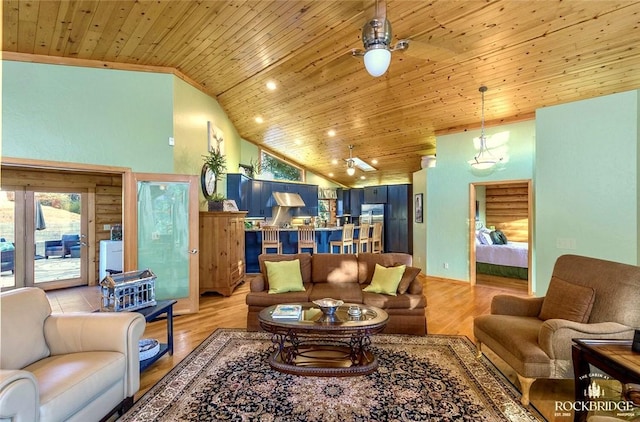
[474, 254, 640, 406]
[246, 253, 427, 335]
[0, 287, 146, 422]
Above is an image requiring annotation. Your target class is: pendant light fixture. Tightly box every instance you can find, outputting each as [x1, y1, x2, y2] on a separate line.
[346, 145, 356, 176]
[470, 86, 502, 170]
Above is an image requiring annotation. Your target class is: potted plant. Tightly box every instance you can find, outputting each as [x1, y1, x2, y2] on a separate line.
[201, 148, 227, 210]
[207, 192, 226, 211]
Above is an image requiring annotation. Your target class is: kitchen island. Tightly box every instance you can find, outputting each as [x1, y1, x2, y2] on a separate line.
[245, 227, 359, 273]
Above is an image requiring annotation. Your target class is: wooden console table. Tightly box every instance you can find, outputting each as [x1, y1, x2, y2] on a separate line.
[572, 338, 640, 422]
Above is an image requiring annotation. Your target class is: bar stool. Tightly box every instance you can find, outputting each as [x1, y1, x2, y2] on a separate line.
[354, 223, 370, 254]
[261, 225, 282, 254]
[370, 222, 383, 253]
[330, 223, 355, 254]
[297, 225, 316, 254]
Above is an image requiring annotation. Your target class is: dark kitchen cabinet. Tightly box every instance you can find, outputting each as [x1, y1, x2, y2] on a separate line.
[293, 184, 319, 216]
[227, 174, 319, 218]
[364, 185, 388, 204]
[350, 188, 364, 219]
[249, 180, 272, 217]
[226, 174, 251, 212]
[384, 184, 412, 253]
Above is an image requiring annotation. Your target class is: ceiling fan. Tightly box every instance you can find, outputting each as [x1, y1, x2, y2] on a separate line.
[351, 0, 409, 77]
[344, 145, 377, 176]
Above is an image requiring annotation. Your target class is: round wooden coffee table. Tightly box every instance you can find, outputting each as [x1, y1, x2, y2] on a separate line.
[258, 302, 388, 376]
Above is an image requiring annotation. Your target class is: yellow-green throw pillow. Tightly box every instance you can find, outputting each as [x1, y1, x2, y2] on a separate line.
[363, 264, 406, 296]
[265, 259, 306, 294]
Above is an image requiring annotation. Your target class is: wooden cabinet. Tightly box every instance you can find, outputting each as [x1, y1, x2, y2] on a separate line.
[199, 211, 247, 296]
[364, 185, 388, 203]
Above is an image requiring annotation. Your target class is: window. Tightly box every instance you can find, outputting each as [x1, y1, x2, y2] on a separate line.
[259, 151, 303, 182]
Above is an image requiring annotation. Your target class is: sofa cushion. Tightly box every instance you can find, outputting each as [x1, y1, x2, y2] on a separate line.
[1, 287, 51, 369]
[397, 266, 422, 295]
[311, 254, 358, 284]
[357, 253, 413, 284]
[25, 351, 125, 422]
[258, 253, 312, 289]
[264, 259, 305, 294]
[539, 276, 596, 323]
[363, 264, 406, 296]
[309, 283, 363, 304]
[245, 287, 312, 307]
[362, 291, 426, 310]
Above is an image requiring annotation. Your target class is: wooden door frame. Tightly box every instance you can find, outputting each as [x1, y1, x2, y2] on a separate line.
[469, 179, 533, 295]
[1, 157, 131, 289]
[124, 172, 199, 315]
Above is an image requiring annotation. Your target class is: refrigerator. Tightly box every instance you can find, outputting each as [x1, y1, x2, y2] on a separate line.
[359, 204, 384, 225]
[99, 240, 123, 280]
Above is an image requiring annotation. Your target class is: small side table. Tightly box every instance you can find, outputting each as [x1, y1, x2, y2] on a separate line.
[572, 339, 640, 422]
[136, 300, 177, 372]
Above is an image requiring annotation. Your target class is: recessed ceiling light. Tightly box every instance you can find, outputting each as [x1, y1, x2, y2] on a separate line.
[266, 81, 277, 90]
[371, 159, 378, 164]
[255, 116, 264, 124]
[328, 172, 334, 177]
[327, 130, 336, 137]
[331, 159, 338, 165]
[360, 175, 366, 180]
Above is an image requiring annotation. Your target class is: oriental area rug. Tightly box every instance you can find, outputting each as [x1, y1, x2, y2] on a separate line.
[119, 329, 543, 422]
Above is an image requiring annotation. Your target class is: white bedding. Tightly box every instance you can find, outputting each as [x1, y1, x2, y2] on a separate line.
[476, 241, 528, 268]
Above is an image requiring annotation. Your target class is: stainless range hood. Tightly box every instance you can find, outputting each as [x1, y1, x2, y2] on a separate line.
[270, 192, 306, 227]
[272, 192, 305, 207]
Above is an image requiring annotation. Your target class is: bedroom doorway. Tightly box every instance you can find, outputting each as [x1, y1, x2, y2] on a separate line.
[469, 180, 533, 295]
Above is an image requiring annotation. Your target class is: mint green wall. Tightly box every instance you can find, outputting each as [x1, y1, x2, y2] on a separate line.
[412, 167, 427, 271]
[173, 77, 243, 207]
[426, 120, 535, 283]
[535, 90, 639, 295]
[2, 61, 174, 172]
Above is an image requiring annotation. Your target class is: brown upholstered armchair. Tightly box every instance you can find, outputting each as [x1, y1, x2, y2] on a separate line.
[474, 254, 640, 406]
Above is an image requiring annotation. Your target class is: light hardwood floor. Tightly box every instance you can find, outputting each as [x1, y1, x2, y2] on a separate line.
[47, 275, 572, 421]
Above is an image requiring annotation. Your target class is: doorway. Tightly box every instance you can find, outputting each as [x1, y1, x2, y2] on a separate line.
[0, 188, 89, 290]
[469, 180, 533, 294]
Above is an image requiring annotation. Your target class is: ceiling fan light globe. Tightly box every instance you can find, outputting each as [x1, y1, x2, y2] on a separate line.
[346, 166, 356, 176]
[364, 48, 391, 77]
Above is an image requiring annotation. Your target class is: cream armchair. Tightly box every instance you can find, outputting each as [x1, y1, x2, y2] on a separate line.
[0, 287, 146, 422]
[474, 254, 640, 406]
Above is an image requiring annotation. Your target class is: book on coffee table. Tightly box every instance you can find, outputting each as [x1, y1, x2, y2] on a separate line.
[272, 304, 302, 319]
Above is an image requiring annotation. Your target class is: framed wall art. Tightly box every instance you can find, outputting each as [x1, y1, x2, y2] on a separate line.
[415, 193, 423, 223]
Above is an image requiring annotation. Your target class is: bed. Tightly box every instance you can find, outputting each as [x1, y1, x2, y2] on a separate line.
[476, 241, 529, 280]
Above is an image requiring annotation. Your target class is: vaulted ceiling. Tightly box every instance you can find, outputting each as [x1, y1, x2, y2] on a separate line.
[4, 1, 640, 186]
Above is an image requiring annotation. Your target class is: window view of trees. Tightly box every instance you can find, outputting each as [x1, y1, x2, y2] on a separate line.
[260, 151, 303, 182]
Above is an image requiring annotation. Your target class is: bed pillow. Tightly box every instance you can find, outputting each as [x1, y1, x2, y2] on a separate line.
[538, 276, 596, 323]
[363, 264, 406, 296]
[265, 259, 306, 294]
[477, 229, 492, 245]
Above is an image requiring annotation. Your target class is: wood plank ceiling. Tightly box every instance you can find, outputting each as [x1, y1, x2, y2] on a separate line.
[4, 1, 640, 186]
